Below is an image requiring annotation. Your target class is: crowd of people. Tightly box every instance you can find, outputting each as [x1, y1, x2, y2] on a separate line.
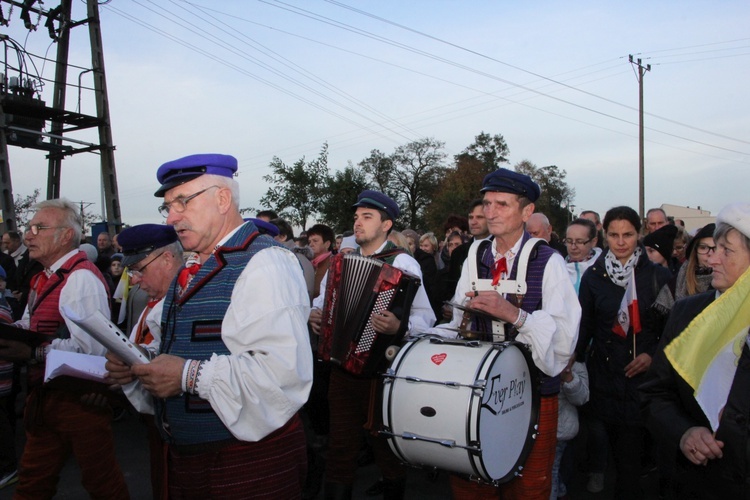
[0, 157, 746, 500]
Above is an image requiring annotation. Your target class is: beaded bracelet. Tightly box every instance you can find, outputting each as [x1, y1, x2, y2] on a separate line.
[184, 359, 202, 395]
[513, 309, 528, 330]
[34, 345, 47, 363]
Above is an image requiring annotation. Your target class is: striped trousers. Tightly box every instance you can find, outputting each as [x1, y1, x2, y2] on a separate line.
[450, 395, 559, 500]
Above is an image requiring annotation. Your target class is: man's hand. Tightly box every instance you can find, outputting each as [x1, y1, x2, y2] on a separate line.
[624, 353, 651, 378]
[441, 303, 453, 321]
[371, 311, 401, 335]
[465, 291, 519, 324]
[680, 426, 724, 465]
[309, 308, 322, 335]
[105, 351, 135, 387]
[131, 354, 186, 398]
[0, 339, 33, 361]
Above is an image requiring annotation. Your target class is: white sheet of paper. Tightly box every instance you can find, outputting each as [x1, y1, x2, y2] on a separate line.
[44, 350, 107, 383]
[61, 306, 150, 365]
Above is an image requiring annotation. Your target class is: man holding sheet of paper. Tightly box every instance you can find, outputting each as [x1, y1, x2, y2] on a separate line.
[0, 198, 129, 499]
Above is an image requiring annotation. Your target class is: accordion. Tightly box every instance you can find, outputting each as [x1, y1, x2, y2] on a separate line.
[318, 253, 421, 376]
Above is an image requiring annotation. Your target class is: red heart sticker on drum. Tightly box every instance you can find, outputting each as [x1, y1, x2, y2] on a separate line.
[431, 353, 447, 365]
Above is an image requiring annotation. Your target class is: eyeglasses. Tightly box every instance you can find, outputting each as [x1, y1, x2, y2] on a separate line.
[563, 238, 593, 246]
[695, 244, 717, 255]
[28, 224, 66, 236]
[126, 252, 163, 279]
[158, 185, 220, 217]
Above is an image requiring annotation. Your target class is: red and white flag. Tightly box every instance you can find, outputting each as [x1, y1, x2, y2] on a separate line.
[612, 277, 641, 338]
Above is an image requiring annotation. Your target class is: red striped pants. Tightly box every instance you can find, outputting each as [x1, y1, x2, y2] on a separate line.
[450, 395, 559, 500]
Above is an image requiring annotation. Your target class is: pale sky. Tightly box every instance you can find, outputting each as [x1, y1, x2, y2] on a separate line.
[3, 0, 748, 230]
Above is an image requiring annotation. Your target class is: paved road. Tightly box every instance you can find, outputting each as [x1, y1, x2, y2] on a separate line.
[1, 407, 662, 499]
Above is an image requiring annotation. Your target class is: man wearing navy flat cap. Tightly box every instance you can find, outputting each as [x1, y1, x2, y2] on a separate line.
[105, 224, 183, 499]
[121, 154, 312, 498]
[309, 189, 435, 499]
[433, 168, 580, 499]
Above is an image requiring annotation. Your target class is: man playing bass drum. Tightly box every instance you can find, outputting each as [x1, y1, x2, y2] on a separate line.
[432, 168, 580, 499]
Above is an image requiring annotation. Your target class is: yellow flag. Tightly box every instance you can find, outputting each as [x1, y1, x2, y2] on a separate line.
[665, 267, 750, 431]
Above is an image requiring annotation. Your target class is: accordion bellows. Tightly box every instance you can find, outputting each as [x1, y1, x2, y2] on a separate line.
[318, 253, 421, 376]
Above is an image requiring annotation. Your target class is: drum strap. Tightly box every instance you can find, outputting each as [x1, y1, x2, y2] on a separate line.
[465, 237, 545, 340]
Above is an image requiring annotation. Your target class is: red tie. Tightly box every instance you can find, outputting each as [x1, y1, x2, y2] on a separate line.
[491, 257, 507, 286]
[177, 263, 201, 291]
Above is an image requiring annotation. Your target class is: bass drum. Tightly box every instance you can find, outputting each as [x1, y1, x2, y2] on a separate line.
[381, 336, 539, 484]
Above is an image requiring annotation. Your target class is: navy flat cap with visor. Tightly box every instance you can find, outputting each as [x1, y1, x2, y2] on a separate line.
[480, 168, 541, 203]
[155, 153, 238, 197]
[244, 218, 280, 238]
[118, 224, 179, 268]
[351, 190, 400, 220]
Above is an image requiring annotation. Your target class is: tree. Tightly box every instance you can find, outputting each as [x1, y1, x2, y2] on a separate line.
[357, 149, 398, 201]
[425, 155, 487, 233]
[455, 131, 510, 171]
[13, 188, 41, 229]
[318, 162, 369, 233]
[514, 160, 576, 235]
[425, 132, 510, 233]
[260, 143, 329, 231]
[388, 138, 448, 229]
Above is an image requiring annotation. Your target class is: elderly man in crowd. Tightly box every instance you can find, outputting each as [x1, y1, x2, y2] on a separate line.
[0, 199, 128, 499]
[433, 168, 580, 499]
[642, 202, 750, 499]
[646, 207, 669, 235]
[105, 224, 183, 500]
[120, 154, 312, 498]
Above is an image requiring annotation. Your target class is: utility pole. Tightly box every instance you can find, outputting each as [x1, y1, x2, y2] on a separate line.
[630, 55, 651, 221]
[0, 0, 122, 235]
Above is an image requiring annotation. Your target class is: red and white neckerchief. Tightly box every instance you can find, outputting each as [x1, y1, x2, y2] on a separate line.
[491, 245, 517, 286]
[177, 254, 202, 297]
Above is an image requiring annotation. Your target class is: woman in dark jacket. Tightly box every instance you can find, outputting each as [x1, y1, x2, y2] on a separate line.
[576, 206, 671, 499]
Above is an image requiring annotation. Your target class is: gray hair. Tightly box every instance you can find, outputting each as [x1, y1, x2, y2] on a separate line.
[201, 173, 240, 210]
[34, 198, 83, 246]
[714, 222, 750, 252]
[161, 240, 184, 259]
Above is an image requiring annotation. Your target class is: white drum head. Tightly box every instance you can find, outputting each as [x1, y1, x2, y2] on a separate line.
[471, 343, 538, 482]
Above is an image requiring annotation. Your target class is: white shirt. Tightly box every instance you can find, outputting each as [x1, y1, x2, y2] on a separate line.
[430, 236, 580, 377]
[312, 241, 436, 334]
[16, 249, 110, 356]
[158, 225, 313, 442]
[122, 298, 164, 415]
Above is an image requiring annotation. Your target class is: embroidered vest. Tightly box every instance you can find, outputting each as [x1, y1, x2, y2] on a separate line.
[28, 251, 110, 386]
[157, 223, 282, 445]
[476, 233, 561, 395]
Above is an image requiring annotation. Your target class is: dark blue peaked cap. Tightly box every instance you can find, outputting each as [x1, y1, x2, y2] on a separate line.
[481, 168, 541, 202]
[351, 190, 400, 220]
[155, 153, 237, 197]
[244, 218, 280, 237]
[118, 224, 178, 268]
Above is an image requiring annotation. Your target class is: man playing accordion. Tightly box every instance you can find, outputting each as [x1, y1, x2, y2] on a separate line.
[309, 190, 435, 499]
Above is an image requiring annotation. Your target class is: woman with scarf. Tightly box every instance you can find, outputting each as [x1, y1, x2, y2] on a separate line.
[576, 206, 671, 499]
[565, 218, 602, 294]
